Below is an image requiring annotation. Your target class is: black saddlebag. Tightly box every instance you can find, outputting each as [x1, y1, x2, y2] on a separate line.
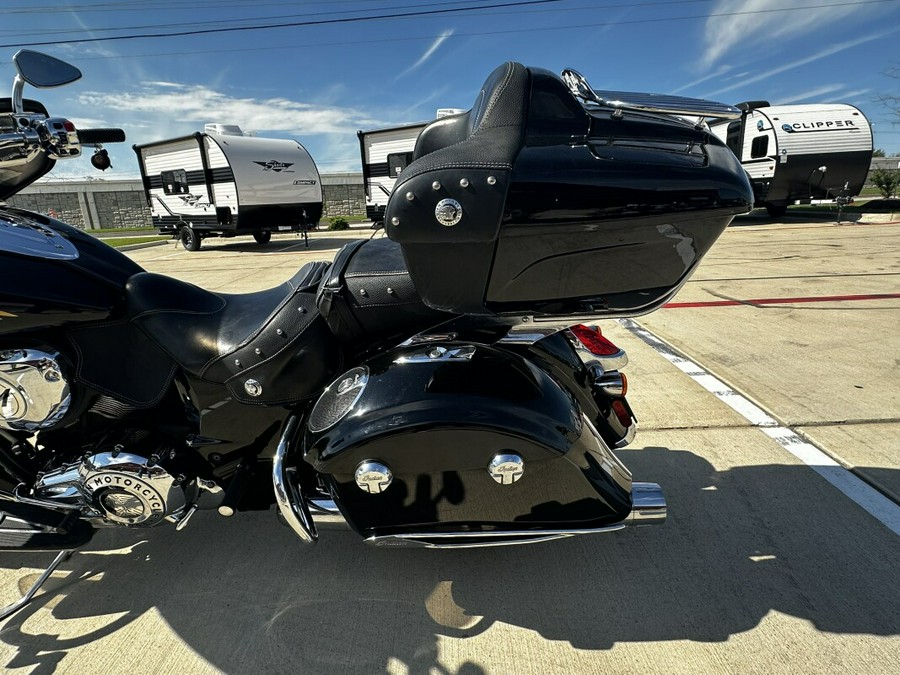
[383, 63, 753, 319]
[315, 237, 449, 347]
[303, 342, 633, 538]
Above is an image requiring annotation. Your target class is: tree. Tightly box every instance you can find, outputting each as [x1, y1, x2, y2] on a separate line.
[870, 168, 899, 199]
[873, 148, 886, 157]
[878, 65, 899, 118]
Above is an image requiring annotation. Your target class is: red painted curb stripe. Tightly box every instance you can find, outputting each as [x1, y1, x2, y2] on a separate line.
[664, 293, 900, 308]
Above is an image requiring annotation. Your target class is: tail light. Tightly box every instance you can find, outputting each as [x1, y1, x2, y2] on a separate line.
[569, 324, 621, 356]
[568, 324, 629, 371]
[611, 399, 633, 428]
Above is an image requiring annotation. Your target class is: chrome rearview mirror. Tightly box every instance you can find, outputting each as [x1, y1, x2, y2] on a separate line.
[13, 50, 82, 88]
[11, 50, 82, 115]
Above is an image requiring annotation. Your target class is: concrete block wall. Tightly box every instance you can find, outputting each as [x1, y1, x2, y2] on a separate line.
[6, 174, 367, 228]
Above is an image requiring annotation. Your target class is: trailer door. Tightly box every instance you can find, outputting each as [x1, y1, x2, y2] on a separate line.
[741, 112, 777, 185]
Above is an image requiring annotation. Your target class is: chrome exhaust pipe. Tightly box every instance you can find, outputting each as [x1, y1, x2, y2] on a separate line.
[627, 482, 666, 525]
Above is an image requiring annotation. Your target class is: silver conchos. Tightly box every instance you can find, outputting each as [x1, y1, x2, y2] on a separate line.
[0, 348, 71, 432]
[434, 198, 463, 227]
[355, 460, 393, 494]
[244, 378, 263, 397]
[488, 453, 524, 485]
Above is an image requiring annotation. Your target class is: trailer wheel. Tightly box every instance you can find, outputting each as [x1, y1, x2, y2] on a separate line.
[253, 230, 272, 245]
[180, 225, 201, 251]
[765, 203, 787, 219]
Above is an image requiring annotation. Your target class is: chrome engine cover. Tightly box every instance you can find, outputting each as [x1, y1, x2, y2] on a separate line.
[35, 451, 190, 527]
[0, 348, 71, 432]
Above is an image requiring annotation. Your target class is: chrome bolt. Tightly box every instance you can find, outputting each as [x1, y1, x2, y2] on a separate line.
[406, 192, 415, 201]
[244, 379, 263, 397]
[488, 453, 524, 485]
[255, 348, 262, 355]
[235, 359, 242, 367]
[276, 329, 284, 336]
[355, 460, 393, 494]
[487, 175, 497, 185]
[391, 217, 400, 226]
[432, 181, 441, 190]
[460, 178, 470, 188]
[428, 347, 447, 359]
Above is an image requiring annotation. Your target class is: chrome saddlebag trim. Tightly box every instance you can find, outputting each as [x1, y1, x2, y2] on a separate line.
[363, 482, 665, 548]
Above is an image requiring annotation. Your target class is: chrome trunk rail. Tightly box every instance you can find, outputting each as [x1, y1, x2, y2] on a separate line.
[562, 68, 741, 120]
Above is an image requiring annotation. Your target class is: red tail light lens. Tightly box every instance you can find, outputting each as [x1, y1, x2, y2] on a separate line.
[63, 120, 76, 132]
[611, 399, 632, 427]
[570, 324, 621, 356]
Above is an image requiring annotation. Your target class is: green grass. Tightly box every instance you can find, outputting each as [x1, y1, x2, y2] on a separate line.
[102, 236, 166, 248]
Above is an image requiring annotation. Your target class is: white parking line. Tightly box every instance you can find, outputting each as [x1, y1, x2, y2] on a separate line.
[620, 318, 900, 536]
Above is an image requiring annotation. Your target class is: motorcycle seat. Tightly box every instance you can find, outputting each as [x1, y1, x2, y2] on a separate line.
[405, 61, 529, 177]
[316, 237, 448, 346]
[126, 261, 333, 388]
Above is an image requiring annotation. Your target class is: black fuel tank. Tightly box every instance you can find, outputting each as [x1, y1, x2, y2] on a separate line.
[0, 209, 142, 335]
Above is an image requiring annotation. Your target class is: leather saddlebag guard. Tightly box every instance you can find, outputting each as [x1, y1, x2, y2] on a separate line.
[316, 237, 448, 346]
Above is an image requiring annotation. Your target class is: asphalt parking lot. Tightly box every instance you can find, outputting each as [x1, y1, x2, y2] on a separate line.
[1, 214, 899, 674]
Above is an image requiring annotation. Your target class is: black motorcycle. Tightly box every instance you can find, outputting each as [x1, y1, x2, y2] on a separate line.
[0, 51, 752, 619]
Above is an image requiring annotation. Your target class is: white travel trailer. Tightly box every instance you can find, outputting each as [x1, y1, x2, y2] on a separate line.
[134, 125, 323, 250]
[358, 110, 465, 225]
[358, 121, 428, 226]
[708, 102, 873, 217]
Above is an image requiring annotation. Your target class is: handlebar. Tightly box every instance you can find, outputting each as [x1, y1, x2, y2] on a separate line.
[76, 128, 126, 144]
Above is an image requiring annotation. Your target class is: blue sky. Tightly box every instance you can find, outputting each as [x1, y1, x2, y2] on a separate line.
[1, 0, 898, 180]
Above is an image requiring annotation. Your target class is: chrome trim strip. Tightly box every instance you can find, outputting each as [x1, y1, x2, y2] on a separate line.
[272, 416, 317, 544]
[365, 525, 627, 548]
[394, 345, 476, 364]
[363, 482, 665, 548]
[499, 327, 561, 345]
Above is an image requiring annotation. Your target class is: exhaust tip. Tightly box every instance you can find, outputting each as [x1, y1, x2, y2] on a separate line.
[629, 482, 666, 525]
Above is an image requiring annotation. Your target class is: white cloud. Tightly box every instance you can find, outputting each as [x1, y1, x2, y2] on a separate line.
[775, 83, 845, 105]
[77, 83, 380, 137]
[394, 30, 454, 81]
[671, 65, 733, 94]
[701, 0, 885, 68]
[701, 28, 900, 98]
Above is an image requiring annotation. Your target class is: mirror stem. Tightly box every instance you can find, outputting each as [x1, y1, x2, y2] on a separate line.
[12, 75, 25, 115]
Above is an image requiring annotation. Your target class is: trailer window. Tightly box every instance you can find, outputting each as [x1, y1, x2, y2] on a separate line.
[387, 152, 414, 177]
[751, 135, 769, 159]
[161, 169, 189, 195]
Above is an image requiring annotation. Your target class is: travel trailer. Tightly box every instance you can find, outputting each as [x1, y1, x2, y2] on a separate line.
[358, 122, 429, 226]
[134, 124, 323, 250]
[358, 110, 465, 225]
[708, 102, 873, 217]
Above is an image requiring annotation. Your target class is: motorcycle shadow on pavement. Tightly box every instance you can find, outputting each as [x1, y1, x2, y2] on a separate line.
[1, 447, 898, 674]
